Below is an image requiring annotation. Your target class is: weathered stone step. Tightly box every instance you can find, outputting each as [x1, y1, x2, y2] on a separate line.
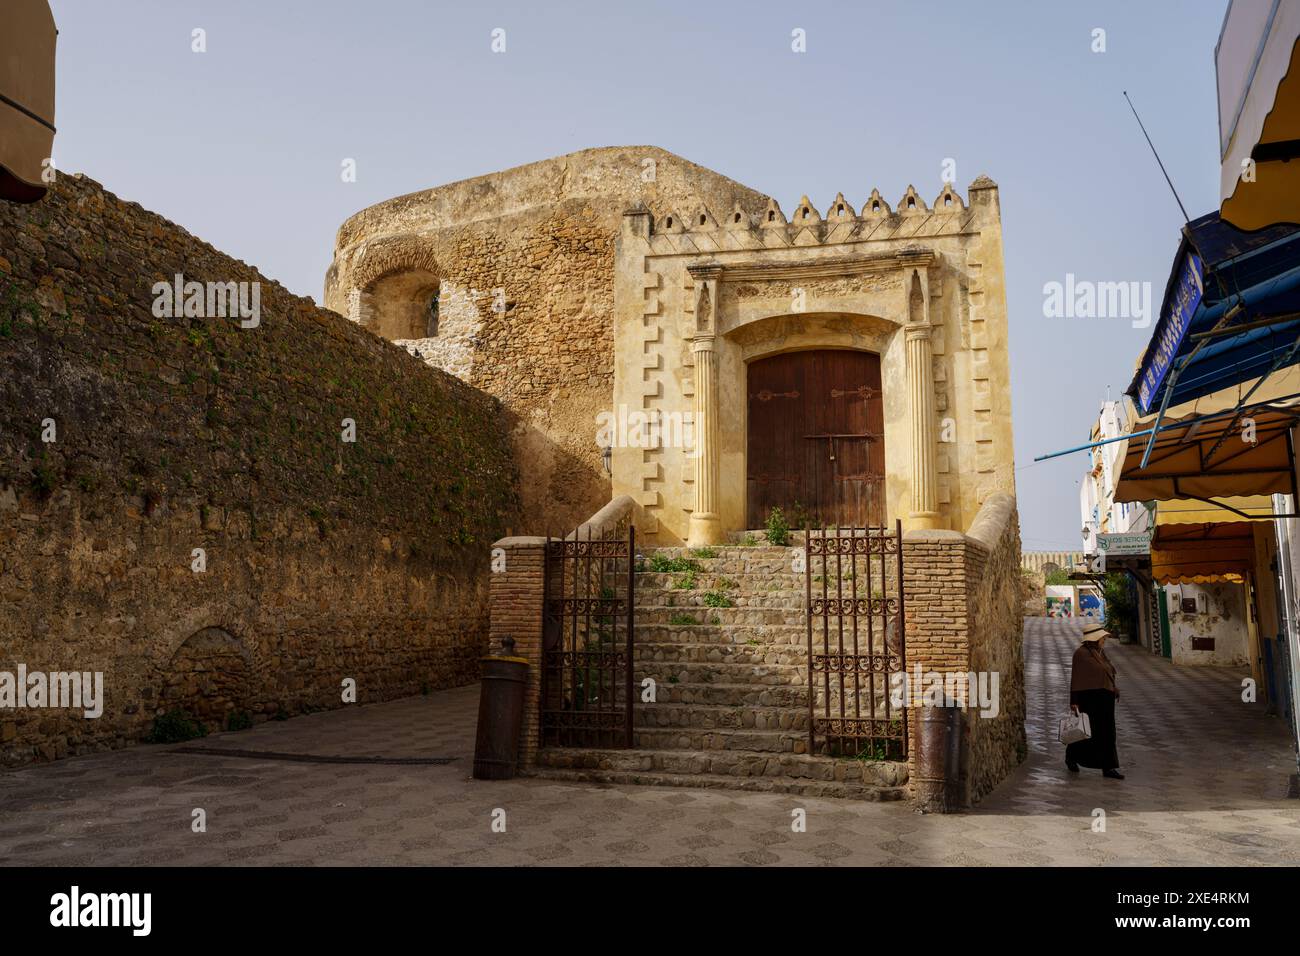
[634, 726, 807, 753]
[633, 641, 807, 666]
[650, 681, 809, 707]
[630, 627, 804, 649]
[635, 624, 804, 645]
[634, 622, 806, 642]
[636, 660, 805, 686]
[636, 607, 805, 626]
[636, 702, 808, 731]
[648, 546, 793, 561]
[637, 572, 806, 587]
[532, 746, 909, 798]
[641, 560, 801, 576]
[639, 565, 881, 580]
[637, 598, 806, 613]
[634, 589, 804, 609]
[529, 766, 905, 801]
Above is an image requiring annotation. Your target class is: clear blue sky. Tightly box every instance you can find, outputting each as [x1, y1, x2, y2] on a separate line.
[46, 0, 1230, 549]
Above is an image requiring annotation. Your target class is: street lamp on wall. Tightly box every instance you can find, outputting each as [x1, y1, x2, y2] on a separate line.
[600, 442, 612, 477]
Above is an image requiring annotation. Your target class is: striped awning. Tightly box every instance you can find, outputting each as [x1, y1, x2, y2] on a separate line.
[1113, 403, 1299, 505]
[1150, 521, 1256, 585]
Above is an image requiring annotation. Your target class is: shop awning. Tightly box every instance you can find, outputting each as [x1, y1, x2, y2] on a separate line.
[1155, 494, 1275, 524]
[1113, 402, 1299, 505]
[1218, 0, 1300, 230]
[1150, 521, 1255, 585]
[1126, 212, 1300, 417]
[0, 1, 56, 203]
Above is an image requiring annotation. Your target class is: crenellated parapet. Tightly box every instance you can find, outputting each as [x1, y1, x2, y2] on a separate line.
[614, 171, 1012, 545]
[641, 179, 997, 255]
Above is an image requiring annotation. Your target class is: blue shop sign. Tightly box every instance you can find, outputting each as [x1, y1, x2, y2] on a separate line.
[1137, 252, 1204, 414]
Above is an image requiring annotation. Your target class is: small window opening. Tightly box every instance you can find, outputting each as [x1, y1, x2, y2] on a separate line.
[872, 201, 880, 211]
[665, 216, 673, 228]
[768, 211, 775, 222]
[944, 195, 952, 207]
[734, 212, 742, 223]
[699, 214, 707, 225]
[801, 207, 809, 218]
[907, 197, 916, 209]
[837, 204, 844, 214]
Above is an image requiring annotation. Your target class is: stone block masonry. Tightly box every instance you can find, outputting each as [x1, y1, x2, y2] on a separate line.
[326, 147, 772, 535]
[491, 494, 1026, 807]
[903, 492, 1027, 806]
[0, 173, 520, 767]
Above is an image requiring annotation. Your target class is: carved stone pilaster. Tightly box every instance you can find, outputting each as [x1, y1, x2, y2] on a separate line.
[688, 266, 723, 546]
[905, 269, 941, 529]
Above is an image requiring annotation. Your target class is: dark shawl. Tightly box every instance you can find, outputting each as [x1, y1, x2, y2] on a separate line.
[1070, 642, 1117, 696]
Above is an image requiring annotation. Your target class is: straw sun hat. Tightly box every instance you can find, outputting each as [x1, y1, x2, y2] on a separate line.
[1081, 621, 1110, 642]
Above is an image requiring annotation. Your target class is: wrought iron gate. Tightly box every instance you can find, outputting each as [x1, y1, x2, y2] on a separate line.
[805, 519, 907, 759]
[541, 525, 635, 748]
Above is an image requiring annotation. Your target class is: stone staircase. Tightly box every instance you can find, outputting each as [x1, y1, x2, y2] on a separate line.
[532, 541, 910, 800]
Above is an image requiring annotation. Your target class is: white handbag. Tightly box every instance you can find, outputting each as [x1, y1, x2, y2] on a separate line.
[1058, 710, 1091, 745]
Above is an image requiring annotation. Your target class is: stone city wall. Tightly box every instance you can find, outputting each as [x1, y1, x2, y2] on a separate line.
[0, 173, 519, 766]
[325, 146, 771, 534]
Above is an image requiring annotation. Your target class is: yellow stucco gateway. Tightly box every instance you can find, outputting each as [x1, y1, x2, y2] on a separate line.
[325, 147, 1015, 544]
[613, 179, 1015, 545]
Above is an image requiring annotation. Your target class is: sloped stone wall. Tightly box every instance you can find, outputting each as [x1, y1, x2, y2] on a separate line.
[0, 173, 519, 767]
[963, 493, 1028, 801]
[902, 492, 1026, 807]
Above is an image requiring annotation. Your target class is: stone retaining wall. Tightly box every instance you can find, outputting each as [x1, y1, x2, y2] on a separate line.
[492, 494, 1027, 808]
[903, 492, 1027, 806]
[0, 173, 519, 766]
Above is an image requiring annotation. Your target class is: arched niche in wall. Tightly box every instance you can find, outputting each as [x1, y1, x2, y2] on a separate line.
[364, 268, 442, 341]
[162, 626, 253, 729]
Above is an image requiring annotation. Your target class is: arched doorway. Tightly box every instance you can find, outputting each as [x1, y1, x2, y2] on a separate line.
[746, 349, 885, 528]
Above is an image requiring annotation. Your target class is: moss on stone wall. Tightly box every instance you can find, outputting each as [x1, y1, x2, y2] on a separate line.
[0, 173, 520, 766]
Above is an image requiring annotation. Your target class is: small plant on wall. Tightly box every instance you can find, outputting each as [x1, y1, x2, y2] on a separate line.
[765, 507, 791, 547]
[146, 709, 208, 743]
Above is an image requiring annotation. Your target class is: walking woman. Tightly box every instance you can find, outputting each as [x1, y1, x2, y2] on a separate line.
[1066, 621, 1124, 779]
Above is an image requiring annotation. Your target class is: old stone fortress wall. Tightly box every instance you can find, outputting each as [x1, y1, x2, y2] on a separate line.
[326, 146, 1015, 544]
[2, 145, 1019, 784]
[0, 174, 518, 766]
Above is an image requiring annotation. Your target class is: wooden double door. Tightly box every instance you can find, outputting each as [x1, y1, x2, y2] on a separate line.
[745, 349, 885, 529]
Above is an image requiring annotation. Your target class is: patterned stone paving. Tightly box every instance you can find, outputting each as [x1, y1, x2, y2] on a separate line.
[1, 618, 1296, 866]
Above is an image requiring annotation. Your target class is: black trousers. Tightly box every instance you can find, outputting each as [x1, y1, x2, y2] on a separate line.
[1066, 689, 1119, 770]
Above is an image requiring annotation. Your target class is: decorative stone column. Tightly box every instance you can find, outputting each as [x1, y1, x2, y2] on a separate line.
[905, 268, 941, 530]
[688, 265, 723, 546]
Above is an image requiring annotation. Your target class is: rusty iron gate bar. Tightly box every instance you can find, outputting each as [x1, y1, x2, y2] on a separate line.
[540, 524, 635, 748]
[805, 518, 907, 759]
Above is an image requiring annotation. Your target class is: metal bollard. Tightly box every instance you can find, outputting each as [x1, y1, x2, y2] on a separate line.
[472, 644, 529, 781]
[915, 704, 965, 812]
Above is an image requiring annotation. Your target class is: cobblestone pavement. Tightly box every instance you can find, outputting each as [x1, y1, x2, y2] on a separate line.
[1, 618, 1297, 866]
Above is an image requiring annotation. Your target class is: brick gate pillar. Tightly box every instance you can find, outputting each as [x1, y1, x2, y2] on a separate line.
[489, 536, 546, 769]
[902, 529, 972, 805]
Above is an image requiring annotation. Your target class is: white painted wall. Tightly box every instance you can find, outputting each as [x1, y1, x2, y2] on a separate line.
[1165, 582, 1249, 666]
